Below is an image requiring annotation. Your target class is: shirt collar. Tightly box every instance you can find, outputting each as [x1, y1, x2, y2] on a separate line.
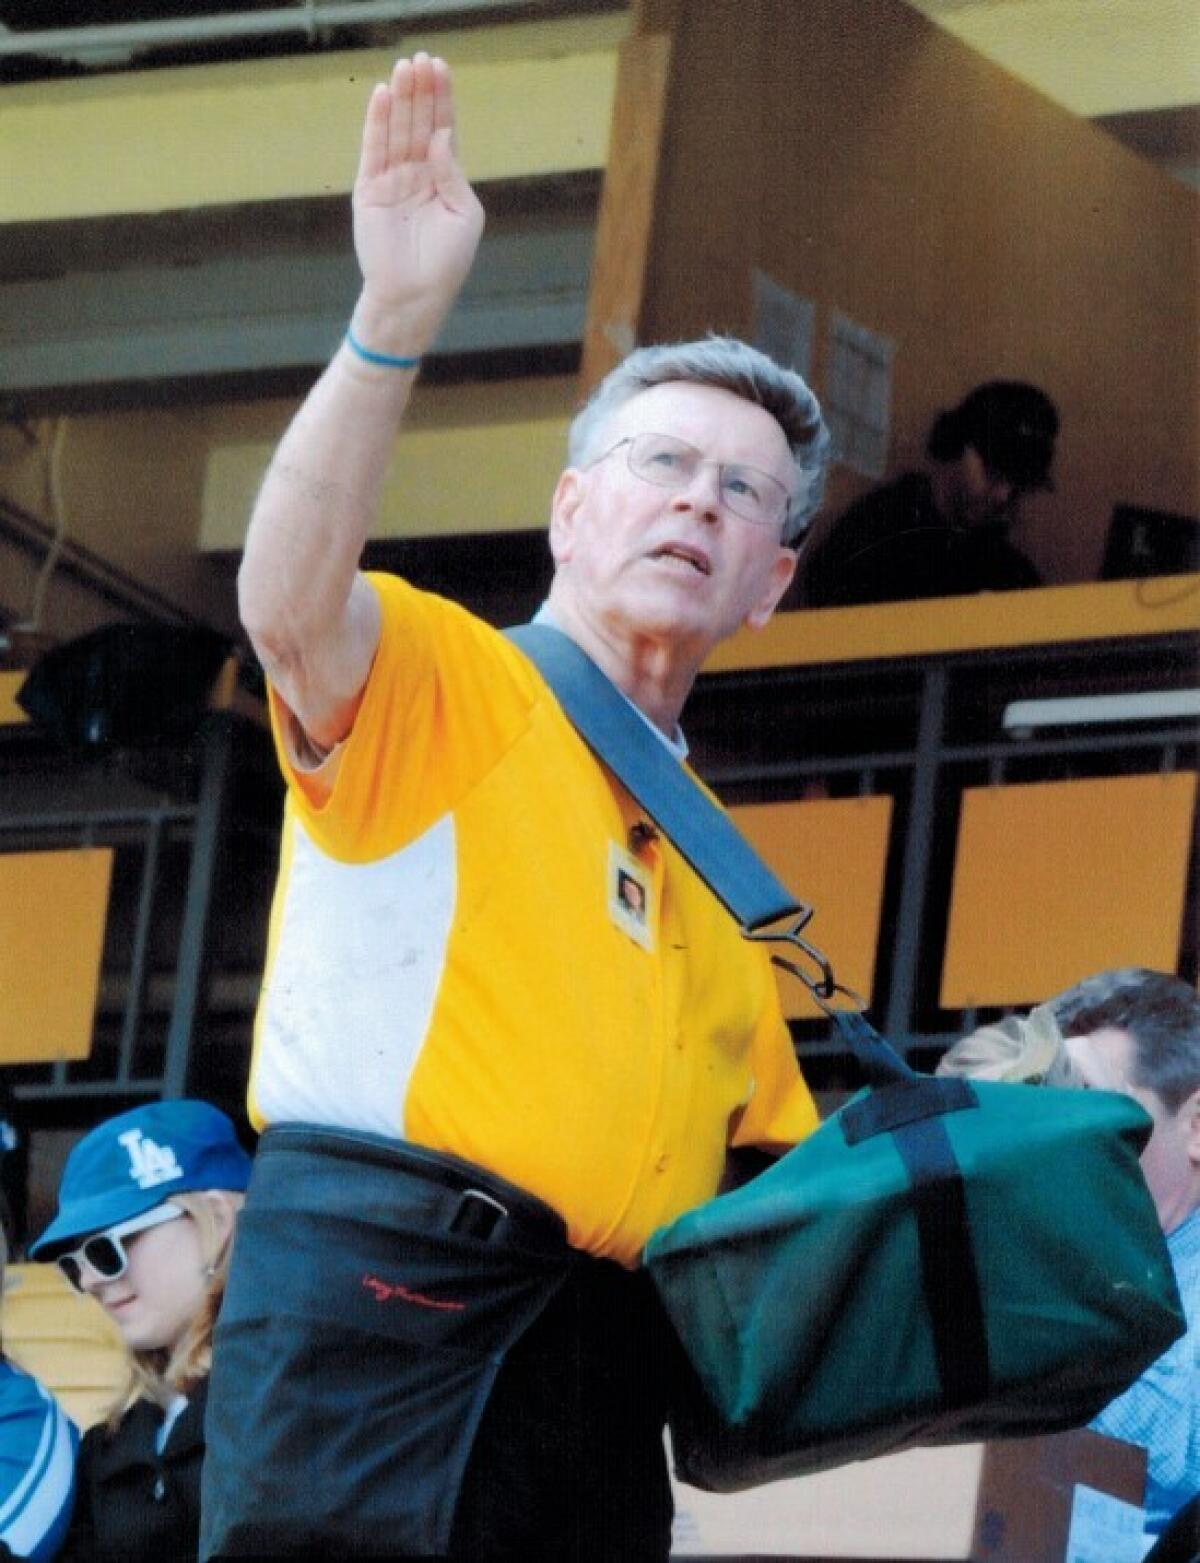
[1167, 1203, 1200, 1263]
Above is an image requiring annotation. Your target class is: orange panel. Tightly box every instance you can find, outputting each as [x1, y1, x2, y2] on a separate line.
[941, 773, 1198, 1009]
[0, 849, 113, 1063]
[731, 798, 893, 1020]
[0, 672, 29, 726]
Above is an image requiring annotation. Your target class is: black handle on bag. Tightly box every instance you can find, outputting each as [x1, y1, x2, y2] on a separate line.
[834, 1009, 979, 1143]
[830, 1009, 917, 1088]
[832, 1010, 990, 1411]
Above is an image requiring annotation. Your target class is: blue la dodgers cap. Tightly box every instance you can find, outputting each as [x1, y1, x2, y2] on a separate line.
[30, 1099, 253, 1260]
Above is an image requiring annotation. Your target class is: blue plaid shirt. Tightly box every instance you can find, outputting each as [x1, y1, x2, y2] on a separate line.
[1091, 1206, 1200, 1536]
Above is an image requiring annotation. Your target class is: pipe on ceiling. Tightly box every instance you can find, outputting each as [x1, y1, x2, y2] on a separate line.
[0, 0, 560, 62]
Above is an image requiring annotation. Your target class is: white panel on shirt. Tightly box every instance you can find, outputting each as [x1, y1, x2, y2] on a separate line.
[253, 814, 456, 1135]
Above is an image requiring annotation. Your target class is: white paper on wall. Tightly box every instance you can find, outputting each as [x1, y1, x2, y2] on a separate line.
[751, 269, 815, 380]
[826, 310, 895, 479]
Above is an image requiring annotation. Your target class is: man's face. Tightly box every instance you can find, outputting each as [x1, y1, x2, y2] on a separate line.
[1065, 1024, 1200, 1232]
[549, 382, 798, 654]
[945, 446, 1020, 528]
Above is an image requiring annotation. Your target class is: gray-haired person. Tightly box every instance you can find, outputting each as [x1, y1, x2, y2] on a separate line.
[1052, 969, 1200, 1547]
[202, 51, 828, 1563]
[939, 974, 1200, 1549]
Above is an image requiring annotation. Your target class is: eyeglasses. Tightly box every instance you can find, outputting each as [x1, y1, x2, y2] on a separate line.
[56, 1203, 185, 1292]
[590, 433, 792, 529]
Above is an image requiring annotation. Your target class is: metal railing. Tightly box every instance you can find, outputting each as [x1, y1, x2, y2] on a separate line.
[692, 627, 1200, 1084]
[1, 622, 1195, 1111]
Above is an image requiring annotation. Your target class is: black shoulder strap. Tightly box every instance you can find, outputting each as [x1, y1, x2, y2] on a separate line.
[506, 627, 990, 1401]
[506, 622, 798, 931]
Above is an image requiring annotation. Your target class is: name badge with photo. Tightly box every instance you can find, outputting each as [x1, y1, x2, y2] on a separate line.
[608, 841, 654, 951]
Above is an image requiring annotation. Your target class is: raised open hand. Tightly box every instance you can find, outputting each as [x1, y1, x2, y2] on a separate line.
[351, 53, 485, 353]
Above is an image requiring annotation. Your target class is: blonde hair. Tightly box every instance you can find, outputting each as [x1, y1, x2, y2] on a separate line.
[935, 1003, 1084, 1087]
[104, 1189, 243, 1430]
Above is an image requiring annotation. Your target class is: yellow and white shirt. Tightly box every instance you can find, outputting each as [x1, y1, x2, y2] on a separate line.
[249, 574, 818, 1266]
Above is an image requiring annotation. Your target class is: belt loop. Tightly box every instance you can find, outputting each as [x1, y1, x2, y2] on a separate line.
[450, 1188, 509, 1241]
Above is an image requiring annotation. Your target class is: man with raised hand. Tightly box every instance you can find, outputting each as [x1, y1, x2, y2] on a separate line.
[203, 52, 829, 1562]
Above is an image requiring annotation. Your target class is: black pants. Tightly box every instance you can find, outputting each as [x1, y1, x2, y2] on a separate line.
[449, 1257, 675, 1562]
[201, 1125, 676, 1561]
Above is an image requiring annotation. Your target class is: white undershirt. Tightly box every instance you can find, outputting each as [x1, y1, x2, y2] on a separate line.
[155, 1394, 188, 1455]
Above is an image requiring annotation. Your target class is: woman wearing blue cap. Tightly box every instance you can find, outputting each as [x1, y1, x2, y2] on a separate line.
[29, 1101, 252, 1562]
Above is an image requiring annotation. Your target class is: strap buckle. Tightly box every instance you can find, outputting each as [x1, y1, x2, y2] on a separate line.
[744, 906, 866, 1017]
[449, 1188, 509, 1241]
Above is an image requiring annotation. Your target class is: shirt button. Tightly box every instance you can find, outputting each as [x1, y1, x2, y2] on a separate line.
[655, 1152, 671, 1173]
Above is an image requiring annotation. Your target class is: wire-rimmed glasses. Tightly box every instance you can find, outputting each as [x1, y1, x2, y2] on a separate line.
[590, 433, 791, 529]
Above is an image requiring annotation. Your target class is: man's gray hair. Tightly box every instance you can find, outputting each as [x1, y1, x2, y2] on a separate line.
[1050, 967, 1200, 1113]
[567, 337, 831, 545]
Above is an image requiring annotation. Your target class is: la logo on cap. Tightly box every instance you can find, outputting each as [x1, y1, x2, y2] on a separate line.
[119, 1128, 183, 1190]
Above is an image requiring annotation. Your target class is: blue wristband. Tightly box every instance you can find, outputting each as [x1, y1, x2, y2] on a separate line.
[345, 327, 420, 371]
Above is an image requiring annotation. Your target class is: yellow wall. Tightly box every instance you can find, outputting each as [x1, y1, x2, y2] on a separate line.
[4, 0, 1197, 642]
[0, 379, 577, 641]
[908, 0, 1200, 117]
[1, 410, 238, 637]
[0, 18, 620, 637]
[200, 377, 577, 551]
[0, 16, 625, 222]
[1, 378, 577, 637]
[602, 0, 1199, 584]
[707, 575, 1200, 672]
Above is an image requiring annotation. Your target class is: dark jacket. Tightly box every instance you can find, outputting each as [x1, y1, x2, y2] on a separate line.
[799, 471, 1041, 607]
[59, 1380, 206, 1562]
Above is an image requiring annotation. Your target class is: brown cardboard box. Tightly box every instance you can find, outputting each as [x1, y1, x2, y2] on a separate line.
[669, 1429, 1146, 1561]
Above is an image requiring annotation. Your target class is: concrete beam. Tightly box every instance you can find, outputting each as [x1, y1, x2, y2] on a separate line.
[0, 203, 597, 400]
[0, 16, 623, 222]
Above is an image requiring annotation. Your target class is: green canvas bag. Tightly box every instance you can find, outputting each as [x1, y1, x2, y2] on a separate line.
[645, 1011, 1186, 1491]
[507, 624, 1185, 1494]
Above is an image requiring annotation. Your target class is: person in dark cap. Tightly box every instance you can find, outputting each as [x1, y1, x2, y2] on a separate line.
[799, 380, 1059, 607]
[29, 1101, 253, 1563]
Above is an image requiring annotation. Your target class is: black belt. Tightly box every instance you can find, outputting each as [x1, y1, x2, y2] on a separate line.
[258, 1122, 570, 1252]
